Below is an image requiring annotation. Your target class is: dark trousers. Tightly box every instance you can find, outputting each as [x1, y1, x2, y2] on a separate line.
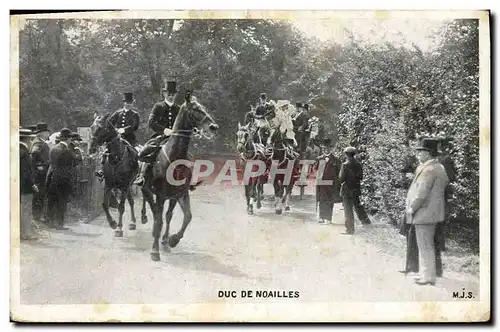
[32, 180, 46, 221]
[405, 223, 444, 276]
[46, 183, 71, 227]
[342, 195, 371, 233]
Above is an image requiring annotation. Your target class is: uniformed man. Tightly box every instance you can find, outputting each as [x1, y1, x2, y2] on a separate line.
[30, 122, 51, 225]
[109, 92, 141, 147]
[20, 128, 39, 240]
[253, 93, 275, 145]
[95, 92, 140, 180]
[339, 146, 371, 234]
[134, 81, 180, 186]
[46, 128, 83, 230]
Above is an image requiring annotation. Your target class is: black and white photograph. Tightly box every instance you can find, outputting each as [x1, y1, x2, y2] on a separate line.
[9, 10, 490, 322]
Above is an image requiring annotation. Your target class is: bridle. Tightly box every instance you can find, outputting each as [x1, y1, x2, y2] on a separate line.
[170, 101, 215, 140]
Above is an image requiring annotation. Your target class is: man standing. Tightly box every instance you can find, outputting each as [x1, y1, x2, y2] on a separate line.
[134, 81, 180, 186]
[339, 146, 371, 234]
[20, 128, 39, 240]
[292, 103, 311, 160]
[315, 138, 342, 224]
[405, 138, 449, 286]
[46, 128, 83, 230]
[30, 122, 51, 225]
[95, 92, 140, 180]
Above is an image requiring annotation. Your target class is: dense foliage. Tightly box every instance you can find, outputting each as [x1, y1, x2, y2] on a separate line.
[18, 18, 480, 249]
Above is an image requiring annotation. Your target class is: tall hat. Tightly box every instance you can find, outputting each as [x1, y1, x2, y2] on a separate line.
[123, 92, 134, 103]
[163, 81, 178, 93]
[19, 128, 36, 138]
[260, 93, 267, 100]
[416, 137, 439, 153]
[295, 102, 303, 108]
[303, 103, 310, 110]
[34, 122, 50, 133]
[59, 128, 73, 139]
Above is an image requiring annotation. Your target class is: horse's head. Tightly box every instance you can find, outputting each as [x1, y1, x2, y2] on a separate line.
[236, 122, 252, 153]
[89, 112, 116, 154]
[181, 96, 219, 139]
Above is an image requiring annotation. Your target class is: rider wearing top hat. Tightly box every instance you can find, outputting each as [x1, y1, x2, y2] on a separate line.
[134, 81, 181, 186]
[109, 92, 141, 147]
[30, 122, 51, 223]
[95, 92, 140, 180]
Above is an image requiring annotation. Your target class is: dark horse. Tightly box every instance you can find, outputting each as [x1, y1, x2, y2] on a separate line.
[266, 131, 299, 214]
[141, 95, 219, 261]
[236, 122, 267, 215]
[89, 113, 140, 236]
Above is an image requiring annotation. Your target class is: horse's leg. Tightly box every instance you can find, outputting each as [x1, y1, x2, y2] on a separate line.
[141, 185, 155, 224]
[169, 192, 192, 248]
[127, 189, 137, 230]
[102, 186, 117, 229]
[274, 180, 283, 215]
[115, 189, 127, 237]
[161, 199, 177, 249]
[284, 185, 292, 211]
[151, 195, 166, 261]
[246, 184, 253, 215]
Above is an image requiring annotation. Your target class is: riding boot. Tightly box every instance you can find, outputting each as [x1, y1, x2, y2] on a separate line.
[134, 162, 150, 186]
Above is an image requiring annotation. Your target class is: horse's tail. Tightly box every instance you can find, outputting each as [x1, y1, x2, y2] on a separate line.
[189, 180, 204, 191]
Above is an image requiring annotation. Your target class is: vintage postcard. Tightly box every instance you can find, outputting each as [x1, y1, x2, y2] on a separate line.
[10, 9, 490, 322]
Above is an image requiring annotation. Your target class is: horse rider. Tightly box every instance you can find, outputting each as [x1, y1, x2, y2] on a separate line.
[46, 128, 83, 230]
[95, 92, 140, 180]
[253, 93, 276, 145]
[30, 122, 51, 224]
[134, 81, 180, 186]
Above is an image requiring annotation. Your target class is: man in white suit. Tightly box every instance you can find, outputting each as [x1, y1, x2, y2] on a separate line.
[406, 138, 449, 286]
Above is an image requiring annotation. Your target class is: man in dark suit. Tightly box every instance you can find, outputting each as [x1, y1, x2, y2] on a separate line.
[30, 123, 51, 225]
[315, 138, 342, 224]
[339, 146, 371, 234]
[135, 81, 180, 186]
[46, 128, 83, 229]
[292, 102, 311, 157]
[20, 128, 39, 240]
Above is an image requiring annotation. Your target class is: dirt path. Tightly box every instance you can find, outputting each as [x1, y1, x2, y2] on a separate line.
[19, 184, 480, 305]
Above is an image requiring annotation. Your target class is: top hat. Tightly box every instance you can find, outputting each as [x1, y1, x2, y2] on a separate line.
[260, 93, 267, 99]
[295, 102, 303, 108]
[35, 122, 50, 133]
[123, 92, 134, 103]
[59, 128, 73, 139]
[416, 137, 439, 153]
[163, 81, 178, 93]
[344, 146, 357, 154]
[303, 103, 310, 110]
[19, 128, 36, 138]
